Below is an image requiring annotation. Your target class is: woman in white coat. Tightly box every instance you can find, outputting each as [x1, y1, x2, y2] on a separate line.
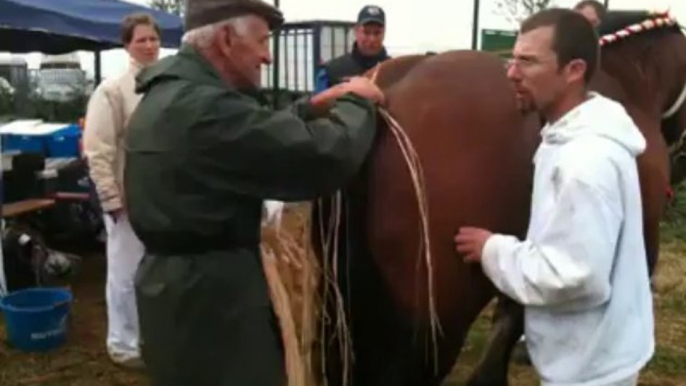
[83, 13, 160, 369]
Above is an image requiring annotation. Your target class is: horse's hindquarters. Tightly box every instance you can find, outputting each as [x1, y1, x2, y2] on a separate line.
[362, 51, 540, 381]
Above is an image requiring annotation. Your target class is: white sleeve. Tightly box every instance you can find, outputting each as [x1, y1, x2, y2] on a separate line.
[480, 177, 622, 309]
[83, 85, 123, 212]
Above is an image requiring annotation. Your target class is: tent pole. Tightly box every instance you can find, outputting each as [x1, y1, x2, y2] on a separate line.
[95, 50, 102, 85]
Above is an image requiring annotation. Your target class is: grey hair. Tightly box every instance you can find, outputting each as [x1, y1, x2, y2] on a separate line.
[181, 15, 253, 49]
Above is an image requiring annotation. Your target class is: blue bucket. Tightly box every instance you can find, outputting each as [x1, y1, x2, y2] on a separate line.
[0, 287, 73, 352]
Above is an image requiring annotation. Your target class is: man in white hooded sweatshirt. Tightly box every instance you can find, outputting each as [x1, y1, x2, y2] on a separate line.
[455, 8, 654, 386]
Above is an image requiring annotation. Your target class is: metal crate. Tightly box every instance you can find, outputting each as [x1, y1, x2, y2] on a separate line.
[262, 20, 355, 107]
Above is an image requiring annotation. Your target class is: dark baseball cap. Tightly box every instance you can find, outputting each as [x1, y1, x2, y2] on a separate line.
[357, 5, 385, 26]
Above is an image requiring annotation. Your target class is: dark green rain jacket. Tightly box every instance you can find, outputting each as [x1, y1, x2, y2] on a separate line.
[125, 44, 377, 253]
[123, 44, 377, 386]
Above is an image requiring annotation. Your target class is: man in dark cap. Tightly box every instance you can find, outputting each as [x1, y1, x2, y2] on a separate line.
[124, 0, 385, 384]
[314, 4, 391, 93]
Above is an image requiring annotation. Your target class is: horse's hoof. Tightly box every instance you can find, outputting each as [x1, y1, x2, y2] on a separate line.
[511, 341, 532, 366]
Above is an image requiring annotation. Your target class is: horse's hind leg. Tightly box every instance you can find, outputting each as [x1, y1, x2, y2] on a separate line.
[465, 295, 524, 386]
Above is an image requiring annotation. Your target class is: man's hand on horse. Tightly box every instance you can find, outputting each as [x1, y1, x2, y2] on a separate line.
[309, 77, 385, 112]
[342, 76, 386, 105]
[454, 227, 493, 264]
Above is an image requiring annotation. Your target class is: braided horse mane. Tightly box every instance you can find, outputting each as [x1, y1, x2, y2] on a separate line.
[596, 10, 684, 123]
[596, 10, 686, 187]
[597, 10, 680, 46]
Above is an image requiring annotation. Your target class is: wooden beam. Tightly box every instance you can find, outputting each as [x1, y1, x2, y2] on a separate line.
[2, 199, 55, 218]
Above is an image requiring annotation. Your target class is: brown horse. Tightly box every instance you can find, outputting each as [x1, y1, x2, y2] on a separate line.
[312, 10, 686, 386]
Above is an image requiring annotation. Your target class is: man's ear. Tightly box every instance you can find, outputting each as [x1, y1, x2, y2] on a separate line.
[216, 24, 233, 57]
[565, 58, 588, 84]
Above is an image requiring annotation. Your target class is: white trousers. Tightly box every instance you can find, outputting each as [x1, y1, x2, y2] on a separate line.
[104, 213, 145, 359]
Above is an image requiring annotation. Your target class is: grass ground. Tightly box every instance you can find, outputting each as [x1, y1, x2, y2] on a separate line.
[0, 197, 684, 386]
[444, 231, 686, 385]
[445, 190, 686, 386]
[0, 249, 147, 386]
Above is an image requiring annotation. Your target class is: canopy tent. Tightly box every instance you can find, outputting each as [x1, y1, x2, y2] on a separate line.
[0, 0, 184, 54]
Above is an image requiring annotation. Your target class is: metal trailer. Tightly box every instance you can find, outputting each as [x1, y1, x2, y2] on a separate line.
[262, 20, 356, 108]
[0, 55, 30, 116]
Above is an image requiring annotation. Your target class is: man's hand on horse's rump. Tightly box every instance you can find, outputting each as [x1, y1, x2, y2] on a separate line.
[342, 76, 386, 105]
[310, 76, 386, 111]
[454, 227, 494, 264]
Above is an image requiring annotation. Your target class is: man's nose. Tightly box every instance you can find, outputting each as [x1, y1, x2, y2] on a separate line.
[263, 50, 273, 65]
[506, 64, 520, 80]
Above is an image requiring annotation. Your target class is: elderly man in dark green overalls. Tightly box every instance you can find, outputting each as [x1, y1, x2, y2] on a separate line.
[123, 0, 385, 384]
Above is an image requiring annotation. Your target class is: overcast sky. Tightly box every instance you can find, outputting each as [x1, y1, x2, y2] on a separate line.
[8, 0, 686, 78]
